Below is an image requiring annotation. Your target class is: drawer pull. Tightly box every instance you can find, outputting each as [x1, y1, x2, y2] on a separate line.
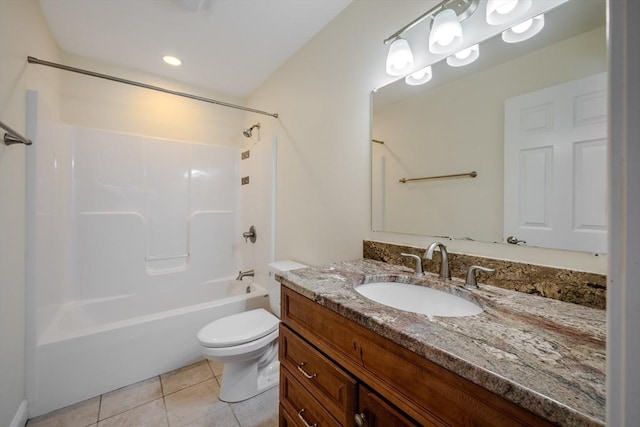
[354, 413, 367, 426]
[297, 409, 318, 427]
[297, 363, 317, 379]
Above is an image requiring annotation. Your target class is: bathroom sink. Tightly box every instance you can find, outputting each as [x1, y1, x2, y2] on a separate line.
[355, 282, 483, 317]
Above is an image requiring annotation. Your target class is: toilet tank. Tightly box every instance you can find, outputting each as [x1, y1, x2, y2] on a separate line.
[267, 260, 308, 316]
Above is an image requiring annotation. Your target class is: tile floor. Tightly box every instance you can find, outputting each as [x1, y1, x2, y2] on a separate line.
[26, 360, 279, 427]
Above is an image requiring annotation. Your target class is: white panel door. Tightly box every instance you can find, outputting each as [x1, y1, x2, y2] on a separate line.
[504, 73, 607, 253]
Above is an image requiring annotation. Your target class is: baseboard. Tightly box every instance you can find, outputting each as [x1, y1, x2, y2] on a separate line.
[9, 399, 28, 427]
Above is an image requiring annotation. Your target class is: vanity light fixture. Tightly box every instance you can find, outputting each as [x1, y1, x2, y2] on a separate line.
[163, 55, 182, 66]
[405, 66, 433, 86]
[429, 8, 464, 54]
[502, 14, 545, 43]
[486, 0, 532, 25]
[385, 38, 414, 76]
[446, 44, 480, 67]
[383, 0, 478, 76]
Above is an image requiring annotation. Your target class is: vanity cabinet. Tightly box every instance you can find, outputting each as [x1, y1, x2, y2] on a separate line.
[279, 286, 554, 427]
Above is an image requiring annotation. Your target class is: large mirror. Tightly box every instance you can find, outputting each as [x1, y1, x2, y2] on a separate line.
[371, 0, 607, 253]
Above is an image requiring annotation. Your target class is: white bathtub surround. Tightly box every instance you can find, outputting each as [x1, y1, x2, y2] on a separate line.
[27, 123, 275, 416]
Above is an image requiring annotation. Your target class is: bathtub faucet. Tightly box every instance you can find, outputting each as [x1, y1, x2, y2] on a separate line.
[236, 269, 255, 280]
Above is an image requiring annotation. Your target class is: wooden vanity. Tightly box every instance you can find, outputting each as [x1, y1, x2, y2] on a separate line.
[279, 287, 555, 426]
[276, 260, 606, 426]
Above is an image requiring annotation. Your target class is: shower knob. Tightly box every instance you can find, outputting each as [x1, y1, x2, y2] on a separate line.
[243, 225, 257, 243]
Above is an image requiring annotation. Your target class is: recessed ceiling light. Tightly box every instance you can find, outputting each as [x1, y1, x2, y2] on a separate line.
[163, 56, 182, 66]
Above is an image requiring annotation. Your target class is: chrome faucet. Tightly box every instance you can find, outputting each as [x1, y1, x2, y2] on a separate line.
[425, 242, 451, 280]
[465, 265, 495, 289]
[401, 253, 424, 276]
[236, 269, 255, 280]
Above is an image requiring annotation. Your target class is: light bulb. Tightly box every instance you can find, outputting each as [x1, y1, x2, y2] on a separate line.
[455, 47, 473, 59]
[386, 38, 414, 76]
[486, 0, 532, 25]
[429, 9, 463, 54]
[446, 44, 479, 67]
[496, 1, 517, 15]
[405, 66, 433, 86]
[511, 18, 533, 34]
[502, 14, 545, 43]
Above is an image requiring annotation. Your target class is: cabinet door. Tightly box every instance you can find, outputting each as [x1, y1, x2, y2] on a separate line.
[356, 384, 419, 427]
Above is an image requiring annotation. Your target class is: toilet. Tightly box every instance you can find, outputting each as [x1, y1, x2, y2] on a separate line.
[197, 260, 307, 402]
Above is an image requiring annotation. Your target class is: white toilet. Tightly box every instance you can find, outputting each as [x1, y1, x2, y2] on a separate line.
[197, 260, 307, 402]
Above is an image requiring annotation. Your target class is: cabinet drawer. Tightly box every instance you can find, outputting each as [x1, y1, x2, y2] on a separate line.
[280, 324, 356, 425]
[280, 365, 341, 427]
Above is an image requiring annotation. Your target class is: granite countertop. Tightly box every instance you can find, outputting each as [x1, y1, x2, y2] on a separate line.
[277, 259, 606, 427]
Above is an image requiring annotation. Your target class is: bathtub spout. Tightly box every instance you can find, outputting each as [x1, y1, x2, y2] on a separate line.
[236, 269, 255, 280]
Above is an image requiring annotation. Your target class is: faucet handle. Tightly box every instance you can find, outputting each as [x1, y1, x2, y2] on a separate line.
[465, 265, 495, 289]
[400, 253, 424, 276]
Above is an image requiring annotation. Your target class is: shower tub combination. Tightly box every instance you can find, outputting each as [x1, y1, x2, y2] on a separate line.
[27, 123, 273, 416]
[34, 279, 269, 416]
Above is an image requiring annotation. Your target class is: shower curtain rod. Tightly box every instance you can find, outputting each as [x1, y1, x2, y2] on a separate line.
[1, 119, 33, 146]
[27, 56, 279, 118]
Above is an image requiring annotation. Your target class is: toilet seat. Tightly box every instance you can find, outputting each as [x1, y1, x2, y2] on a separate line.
[197, 308, 279, 348]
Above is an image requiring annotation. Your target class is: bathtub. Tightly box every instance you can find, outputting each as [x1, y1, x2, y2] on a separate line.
[31, 278, 270, 417]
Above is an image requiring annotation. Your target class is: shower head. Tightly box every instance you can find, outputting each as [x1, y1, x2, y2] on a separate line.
[242, 123, 260, 138]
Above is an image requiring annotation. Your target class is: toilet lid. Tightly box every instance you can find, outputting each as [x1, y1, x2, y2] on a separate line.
[197, 308, 279, 348]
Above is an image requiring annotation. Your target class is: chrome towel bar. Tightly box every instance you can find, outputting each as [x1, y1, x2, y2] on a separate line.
[399, 171, 477, 183]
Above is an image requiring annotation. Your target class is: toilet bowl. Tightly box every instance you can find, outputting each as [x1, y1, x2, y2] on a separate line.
[197, 260, 307, 402]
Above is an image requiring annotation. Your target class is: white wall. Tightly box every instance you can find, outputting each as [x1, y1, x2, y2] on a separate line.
[0, 1, 60, 426]
[248, 0, 431, 266]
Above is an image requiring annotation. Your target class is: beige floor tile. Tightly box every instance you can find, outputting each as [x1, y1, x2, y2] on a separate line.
[182, 406, 240, 427]
[230, 386, 278, 427]
[99, 376, 162, 420]
[161, 360, 213, 395]
[27, 396, 100, 427]
[207, 360, 224, 376]
[97, 398, 168, 427]
[164, 379, 227, 427]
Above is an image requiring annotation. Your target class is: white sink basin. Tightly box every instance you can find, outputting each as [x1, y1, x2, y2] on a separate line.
[355, 282, 483, 317]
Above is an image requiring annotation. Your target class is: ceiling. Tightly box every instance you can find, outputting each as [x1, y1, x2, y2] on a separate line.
[38, 0, 352, 97]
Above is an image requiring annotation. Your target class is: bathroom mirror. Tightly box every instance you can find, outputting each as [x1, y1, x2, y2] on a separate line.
[371, 0, 607, 253]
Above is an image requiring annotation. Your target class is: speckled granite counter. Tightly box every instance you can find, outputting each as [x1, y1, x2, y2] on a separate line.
[277, 259, 606, 426]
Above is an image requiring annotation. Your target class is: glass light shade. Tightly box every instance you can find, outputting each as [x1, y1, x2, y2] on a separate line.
[486, 0, 532, 25]
[386, 38, 414, 76]
[429, 9, 463, 55]
[446, 44, 479, 67]
[405, 66, 433, 86]
[502, 14, 545, 43]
